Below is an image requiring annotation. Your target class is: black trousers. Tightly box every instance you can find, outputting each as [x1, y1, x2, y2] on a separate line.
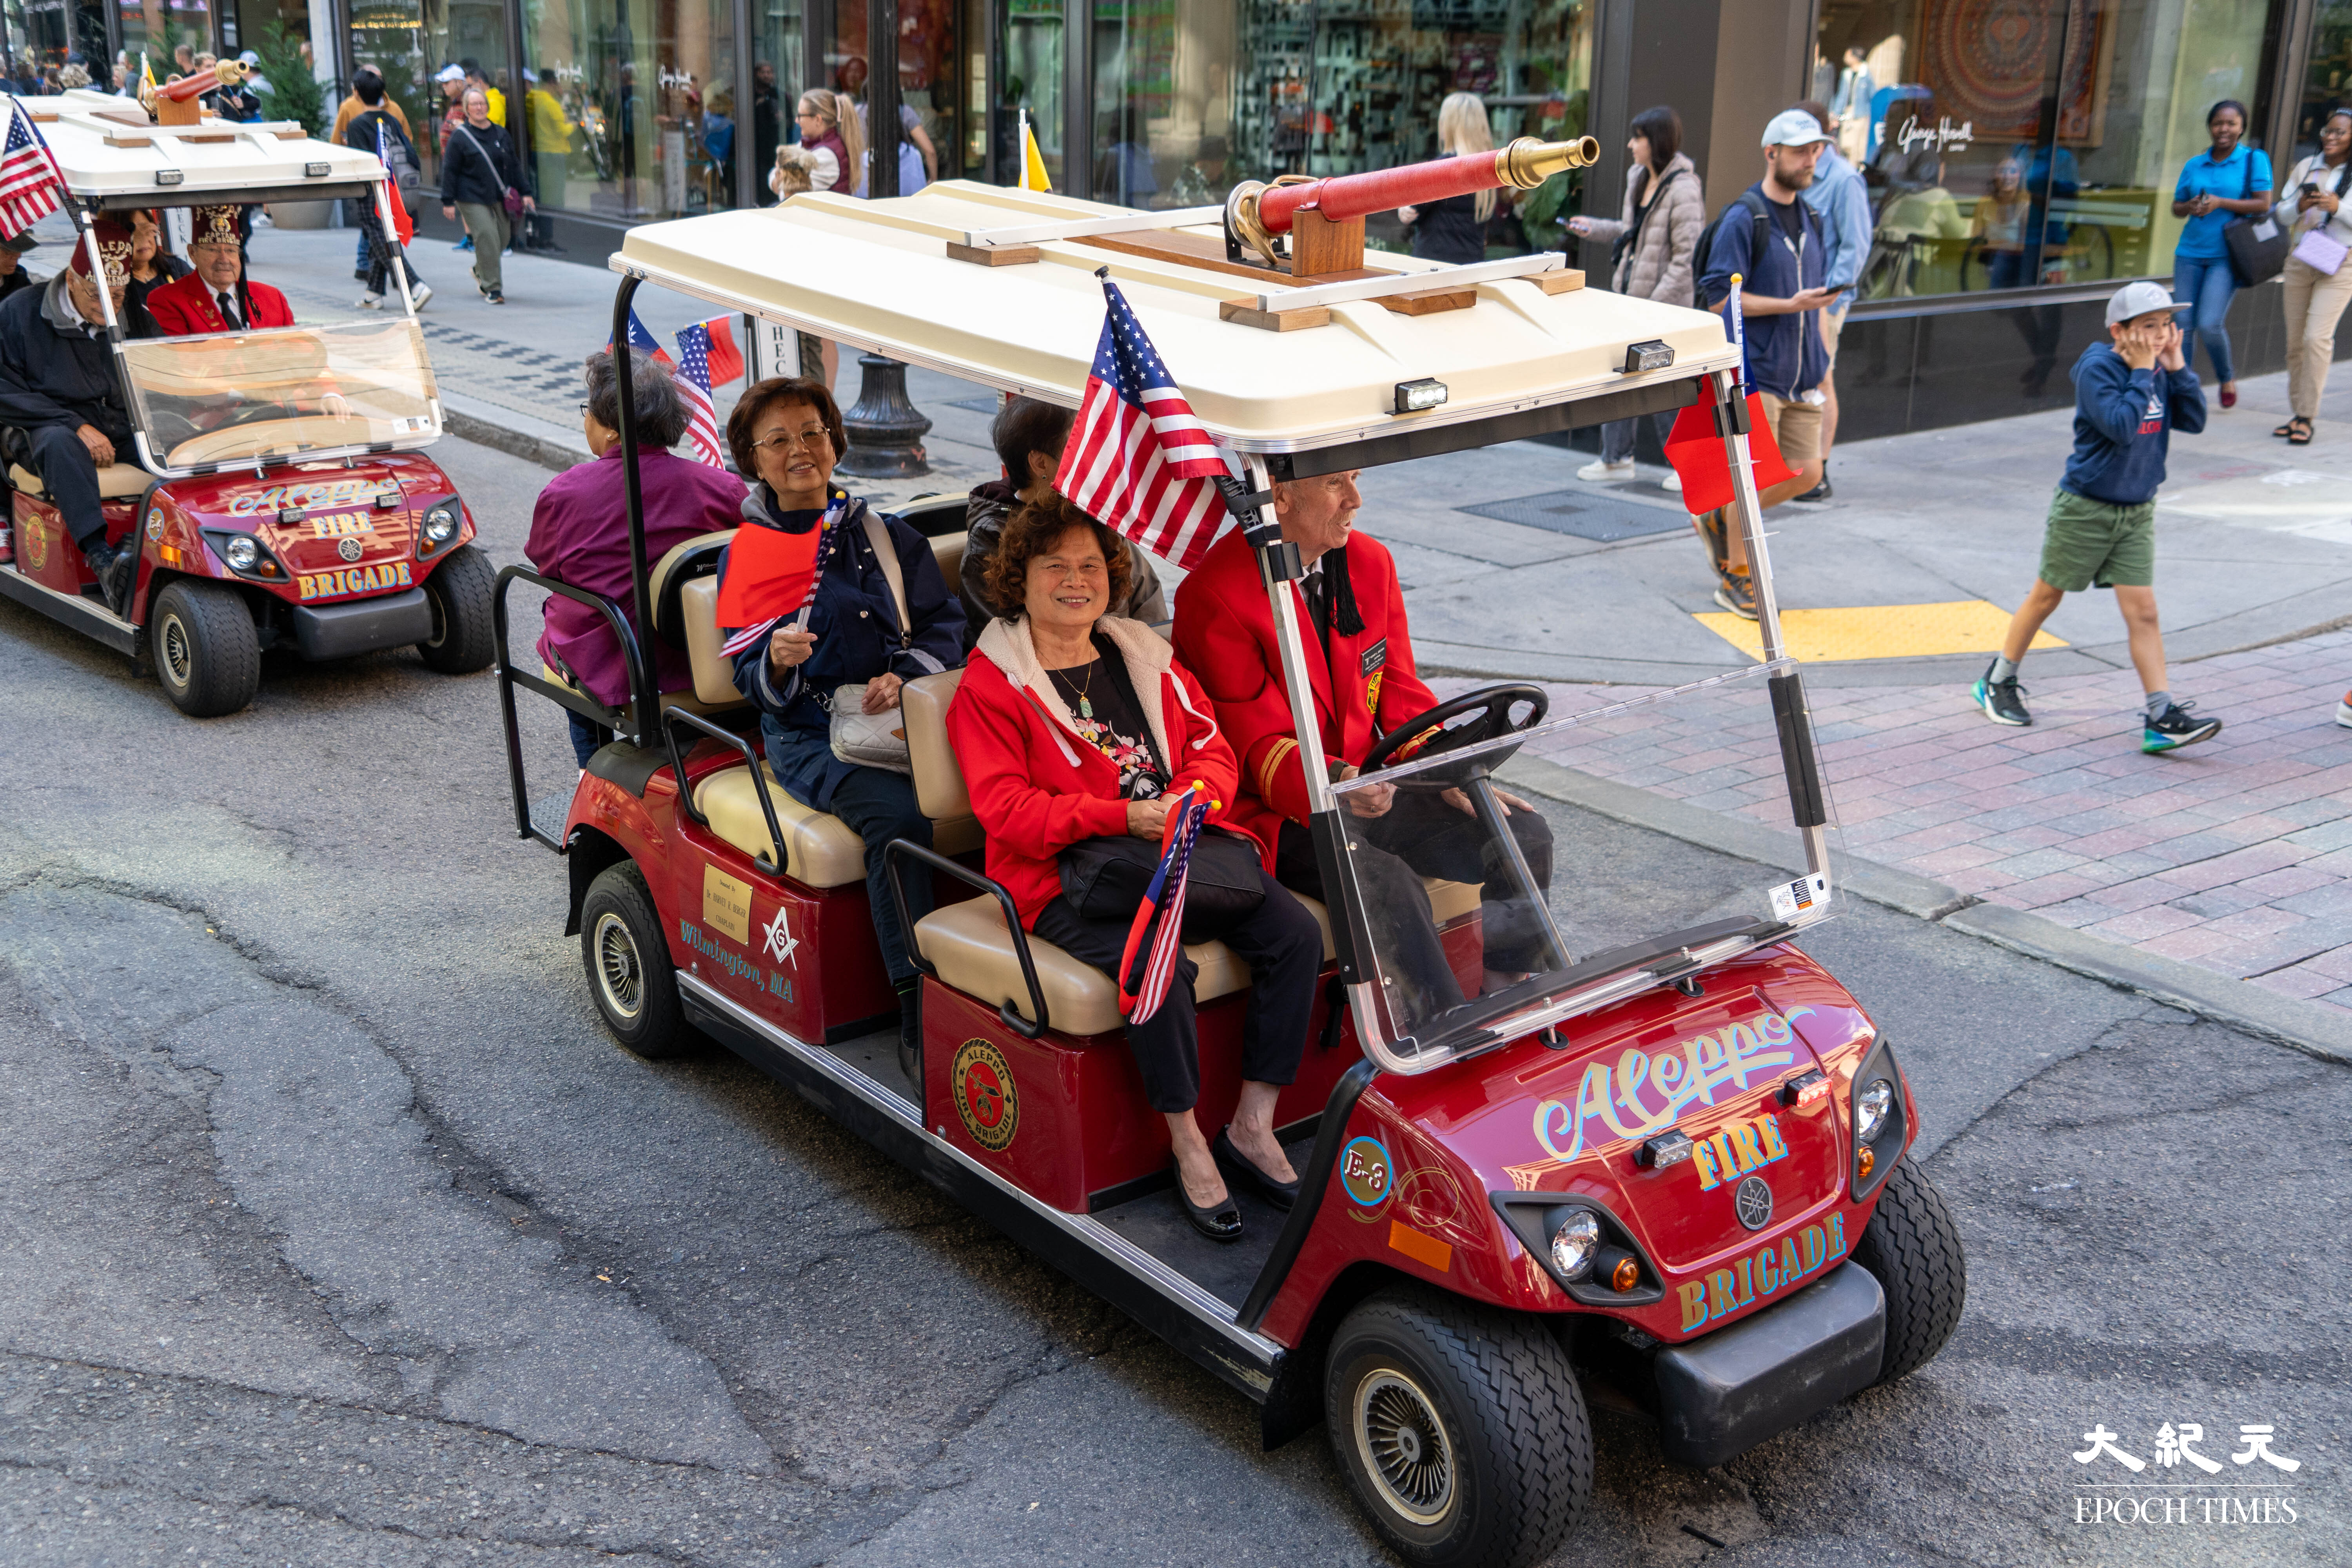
[1278, 790, 1556, 1031]
[1032, 862, 1319, 1114]
[25, 423, 111, 552]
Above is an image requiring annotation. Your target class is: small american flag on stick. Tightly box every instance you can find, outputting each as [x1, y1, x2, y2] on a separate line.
[673, 319, 728, 469]
[0, 98, 66, 236]
[1117, 782, 1215, 1024]
[1055, 273, 1233, 571]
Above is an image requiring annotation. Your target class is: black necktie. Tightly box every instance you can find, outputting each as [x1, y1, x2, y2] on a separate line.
[216, 290, 241, 329]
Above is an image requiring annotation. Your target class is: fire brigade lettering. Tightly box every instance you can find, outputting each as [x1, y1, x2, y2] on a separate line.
[1530, 1008, 1810, 1162]
[296, 562, 413, 600]
[1693, 1111, 1789, 1190]
[1675, 1211, 1846, 1331]
[307, 513, 375, 538]
[225, 478, 401, 517]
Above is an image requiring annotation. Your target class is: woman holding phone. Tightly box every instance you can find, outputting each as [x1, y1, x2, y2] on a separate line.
[2273, 109, 2352, 445]
[2169, 100, 2272, 408]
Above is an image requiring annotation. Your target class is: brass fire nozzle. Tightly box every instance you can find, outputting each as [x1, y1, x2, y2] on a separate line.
[1494, 135, 1602, 190]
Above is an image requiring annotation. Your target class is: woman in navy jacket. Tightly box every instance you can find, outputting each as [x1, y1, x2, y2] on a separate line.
[719, 377, 963, 1061]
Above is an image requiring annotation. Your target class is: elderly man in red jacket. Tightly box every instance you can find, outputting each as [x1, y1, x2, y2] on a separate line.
[146, 207, 296, 336]
[1172, 469, 1555, 1034]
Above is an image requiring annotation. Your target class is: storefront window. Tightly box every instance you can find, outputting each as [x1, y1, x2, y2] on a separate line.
[520, 0, 737, 221]
[1817, 0, 2276, 302]
[1002, 0, 1062, 187]
[5, 0, 110, 78]
[1079, 0, 1588, 256]
[120, 0, 218, 76]
[350, 0, 508, 187]
[820, 2, 959, 196]
[749, 0, 800, 203]
[2294, 0, 2352, 162]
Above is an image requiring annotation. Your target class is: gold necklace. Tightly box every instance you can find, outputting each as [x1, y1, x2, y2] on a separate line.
[1051, 657, 1097, 721]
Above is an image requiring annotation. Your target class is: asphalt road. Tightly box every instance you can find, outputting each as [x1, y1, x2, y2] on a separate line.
[0, 436, 2341, 1567]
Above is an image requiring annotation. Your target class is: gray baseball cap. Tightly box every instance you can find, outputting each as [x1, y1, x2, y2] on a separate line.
[2106, 279, 2187, 327]
[1761, 108, 1831, 149]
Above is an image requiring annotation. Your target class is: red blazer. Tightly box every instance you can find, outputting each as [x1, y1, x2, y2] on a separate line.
[1170, 526, 1438, 867]
[145, 273, 296, 336]
[947, 615, 1245, 930]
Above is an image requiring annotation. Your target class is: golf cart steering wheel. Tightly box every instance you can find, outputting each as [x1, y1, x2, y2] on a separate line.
[1358, 683, 1550, 789]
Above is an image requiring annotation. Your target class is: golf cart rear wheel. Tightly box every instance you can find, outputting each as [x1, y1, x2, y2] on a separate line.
[151, 578, 260, 717]
[417, 542, 496, 673]
[1853, 1160, 1967, 1385]
[578, 862, 694, 1060]
[1325, 1289, 1590, 1568]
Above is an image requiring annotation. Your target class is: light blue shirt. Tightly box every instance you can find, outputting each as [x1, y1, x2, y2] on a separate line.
[1802, 146, 1873, 310]
[2174, 143, 2271, 260]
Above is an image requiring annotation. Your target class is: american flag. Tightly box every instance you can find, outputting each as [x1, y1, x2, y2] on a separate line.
[673, 320, 727, 468]
[0, 99, 66, 236]
[1116, 782, 1214, 1025]
[1055, 275, 1232, 571]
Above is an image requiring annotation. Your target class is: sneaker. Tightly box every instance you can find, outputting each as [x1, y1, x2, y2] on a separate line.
[1790, 476, 1833, 503]
[454, 235, 474, 252]
[1577, 457, 1635, 482]
[1972, 662, 2031, 726]
[1712, 568, 1758, 620]
[2335, 691, 2352, 728]
[486, 289, 506, 305]
[407, 283, 433, 310]
[1693, 507, 1730, 574]
[1661, 471, 1682, 494]
[2143, 701, 2222, 753]
[252, 212, 274, 229]
[354, 291, 383, 309]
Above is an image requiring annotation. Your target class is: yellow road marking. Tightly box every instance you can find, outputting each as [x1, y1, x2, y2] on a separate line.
[1695, 600, 2069, 662]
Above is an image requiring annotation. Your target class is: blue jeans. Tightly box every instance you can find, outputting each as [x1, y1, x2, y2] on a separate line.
[2173, 254, 2238, 383]
[1601, 410, 1677, 465]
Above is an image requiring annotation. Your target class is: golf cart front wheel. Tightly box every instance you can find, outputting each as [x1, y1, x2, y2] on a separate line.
[1853, 1160, 1967, 1386]
[151, 578, 261, 717]
[578, 861, 695, 1060]
[1324, 1289, 1590, 1568]
[417, 542, 496, 673]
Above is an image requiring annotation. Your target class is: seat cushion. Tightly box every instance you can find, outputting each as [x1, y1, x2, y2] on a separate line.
[930, 530, 966, 590]
[916, 897, 1250, 1038]
[1292, 878, 1481, 963]
[900, 668, 971, 822]
[678, 574, 756, 705]
[693, 762, 870, 887]
[11, 461, 155, 501]
[650, 527, 735, 647]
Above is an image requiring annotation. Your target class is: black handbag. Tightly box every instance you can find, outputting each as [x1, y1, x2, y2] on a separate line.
[2224, 154, 2290, 287]
[1058, 826, 1266, 938]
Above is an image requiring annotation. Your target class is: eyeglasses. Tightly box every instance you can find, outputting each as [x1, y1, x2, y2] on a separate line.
[750, 426, 833, 454]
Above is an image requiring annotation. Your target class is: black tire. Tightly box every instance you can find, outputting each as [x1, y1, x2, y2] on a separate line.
[150, 578, 261, 717]
[1853, 1160, 1967, 1386]
[578, 862, 696, 1060]
[1324, 1289, 1590, 1568]
[416, 542, 495, 673]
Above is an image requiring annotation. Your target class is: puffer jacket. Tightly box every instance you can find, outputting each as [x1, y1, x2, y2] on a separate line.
[1577, 151, 1703, 307]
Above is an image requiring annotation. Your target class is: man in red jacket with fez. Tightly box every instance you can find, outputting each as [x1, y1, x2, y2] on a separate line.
[1172, 469, 1555, 1033]
[146, 207, 296, 336]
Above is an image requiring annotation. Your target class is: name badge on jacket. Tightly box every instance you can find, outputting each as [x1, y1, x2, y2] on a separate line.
[1360, 638, 1388, 677]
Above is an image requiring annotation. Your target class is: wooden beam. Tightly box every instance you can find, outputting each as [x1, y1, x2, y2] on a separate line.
[946, 241, 1041, 267]
[1219, 299, 1331, 332]
[1376, 287, 1477, 316]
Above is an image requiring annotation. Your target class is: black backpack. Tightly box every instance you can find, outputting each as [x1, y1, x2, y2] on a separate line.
[1693, 189, 1772, 307]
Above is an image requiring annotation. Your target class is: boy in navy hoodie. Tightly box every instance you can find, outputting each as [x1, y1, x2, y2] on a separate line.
[1974, 281, 2223, 753]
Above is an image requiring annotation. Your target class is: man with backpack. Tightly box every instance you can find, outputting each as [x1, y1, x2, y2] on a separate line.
[343, 76, 432, 312]
[1691, 108, 1836, 618]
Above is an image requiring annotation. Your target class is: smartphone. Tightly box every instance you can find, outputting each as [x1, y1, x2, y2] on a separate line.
[2303, 181, 2321, 195]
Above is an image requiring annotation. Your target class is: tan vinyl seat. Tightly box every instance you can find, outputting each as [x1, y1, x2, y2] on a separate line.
[930, 529, 966, 590]
[10, 462, 156, 501]
[918, 897, 1252, 1038]
[692, 762, 873, 887]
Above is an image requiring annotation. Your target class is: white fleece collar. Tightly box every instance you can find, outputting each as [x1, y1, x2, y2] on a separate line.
[976, 613, 1209, 765]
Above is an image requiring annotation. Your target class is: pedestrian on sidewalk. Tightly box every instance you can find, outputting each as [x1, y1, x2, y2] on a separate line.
[1398, 93, 1496, 266]
[1570, 104, 1701, 488]
[440, 87, 531, 305]
[2170, 99, 2272, 410]
[1974, 281, 2222, 753]
[2273, 109, 2352, 447]
[1691, 107, 1834, 620]
[1791, 99, 1869, 503]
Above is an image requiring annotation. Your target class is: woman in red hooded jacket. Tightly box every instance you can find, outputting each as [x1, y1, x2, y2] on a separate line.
[947, 494, 1321, 1244]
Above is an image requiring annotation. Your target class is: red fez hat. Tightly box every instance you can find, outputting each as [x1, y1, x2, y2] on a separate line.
[66, 219, 134, 287]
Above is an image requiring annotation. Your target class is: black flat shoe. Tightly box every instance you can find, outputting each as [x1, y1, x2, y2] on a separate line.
[1175, 1164, 1242, 1243]
[1214, 1126, 1299, 1210]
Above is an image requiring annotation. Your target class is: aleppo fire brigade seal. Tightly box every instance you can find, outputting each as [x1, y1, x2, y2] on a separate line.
[952, 1038, 1018, 1151]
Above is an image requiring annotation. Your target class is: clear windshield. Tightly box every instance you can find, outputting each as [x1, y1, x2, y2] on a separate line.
[1325, 659, 1841, 1073]
[116, 320, 440, 473]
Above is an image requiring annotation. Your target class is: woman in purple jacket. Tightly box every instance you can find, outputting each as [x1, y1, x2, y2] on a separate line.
[527, 349, 747, 765]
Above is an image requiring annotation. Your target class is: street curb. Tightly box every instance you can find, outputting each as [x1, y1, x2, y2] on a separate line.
[1497, 753, 2352, 1067]
[443, 407, 586, 476]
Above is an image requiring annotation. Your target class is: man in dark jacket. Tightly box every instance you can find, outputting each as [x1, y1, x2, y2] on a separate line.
[0, 220, 138, 612]
[1974, 281, 2220, 753]
[957, 396, 1166, 643]
[439, 87, 532, 303]
[1692, 107, 1837, 619]
[0, 233, 38, 303]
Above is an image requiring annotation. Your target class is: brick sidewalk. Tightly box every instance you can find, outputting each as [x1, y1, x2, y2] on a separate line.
[1455, 630, 2352, 1012]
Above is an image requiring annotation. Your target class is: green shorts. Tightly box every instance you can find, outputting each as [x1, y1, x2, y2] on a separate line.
[2037, 487, 2156, 592]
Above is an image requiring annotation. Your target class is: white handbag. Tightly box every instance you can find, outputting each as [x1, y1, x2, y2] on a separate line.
[828, 508, 915, 773]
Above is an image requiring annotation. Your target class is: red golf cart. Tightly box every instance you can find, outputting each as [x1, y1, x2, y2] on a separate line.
[497, 167, 1965, 1567]
[0, 91, 493, 716]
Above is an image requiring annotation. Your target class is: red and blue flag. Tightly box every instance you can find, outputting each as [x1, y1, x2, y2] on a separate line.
[1117, 782, 1215, 1024]
[609, 306, 671, 366]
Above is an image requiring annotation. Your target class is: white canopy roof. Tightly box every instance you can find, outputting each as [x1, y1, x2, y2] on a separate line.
[13, 89, 384, 204]
[613, 181, 1739, 456]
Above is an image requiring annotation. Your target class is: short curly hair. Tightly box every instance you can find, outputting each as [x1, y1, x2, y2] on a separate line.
[726, 376, 845, 482]
[984, 491, 1134, 623]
